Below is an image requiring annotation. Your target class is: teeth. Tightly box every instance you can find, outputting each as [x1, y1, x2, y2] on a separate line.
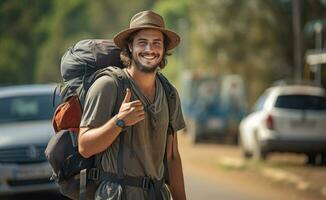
[143, 55, 155, 59]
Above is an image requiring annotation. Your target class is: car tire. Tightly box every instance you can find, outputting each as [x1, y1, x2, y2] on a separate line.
[239, 136, 252, 159]
[253, 132, 267, 161]
[306, 153, 317, 166]
[320, 153, 326, 166]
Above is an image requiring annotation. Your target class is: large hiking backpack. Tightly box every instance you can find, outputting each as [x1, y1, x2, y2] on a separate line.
[45, 39, 125, 200]
[45, 39, 178, 200]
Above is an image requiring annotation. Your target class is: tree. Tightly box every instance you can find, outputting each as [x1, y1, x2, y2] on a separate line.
[0, 0, 52, 84]
[35, 0, 155, 83]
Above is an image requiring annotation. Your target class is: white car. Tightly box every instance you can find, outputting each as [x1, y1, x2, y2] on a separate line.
[0, 84, 59, 195]
[239, 84, 326, 164]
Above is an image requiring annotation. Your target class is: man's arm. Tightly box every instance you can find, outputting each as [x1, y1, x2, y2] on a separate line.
[167, 133, 187, 200]
[78, 117, 122, 158]
[78, 88, 144, 158]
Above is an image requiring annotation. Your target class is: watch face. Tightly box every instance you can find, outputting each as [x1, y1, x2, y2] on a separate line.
[116, 119, 125, 128]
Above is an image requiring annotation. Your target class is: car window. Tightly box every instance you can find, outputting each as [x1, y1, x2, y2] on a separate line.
[0, 94, 55, 123]
[253, 91, 269, 112]
[197, 79, 220, 103]
[274, 95, 326, 110]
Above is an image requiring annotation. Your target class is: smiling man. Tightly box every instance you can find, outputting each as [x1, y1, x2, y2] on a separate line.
[78, 10, 186, 200]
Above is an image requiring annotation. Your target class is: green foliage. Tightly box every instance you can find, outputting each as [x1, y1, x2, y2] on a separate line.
[156, 0, 326, 106]
[0, 0, 155, 85]
[0, 0, 52, 84]
[0, 37, 27, 84]
[153, 0, 190, 29]
[34, 0, 155, 83]
[0, 0, 325, 105]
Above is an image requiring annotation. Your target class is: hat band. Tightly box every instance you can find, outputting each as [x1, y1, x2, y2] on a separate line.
[131, 22, 163, 28]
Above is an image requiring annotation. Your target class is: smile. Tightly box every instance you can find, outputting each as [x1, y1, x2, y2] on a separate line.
[140, 53, 158, 61]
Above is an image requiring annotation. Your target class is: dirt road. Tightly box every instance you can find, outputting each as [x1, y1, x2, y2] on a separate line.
[179, 133, 326, 200]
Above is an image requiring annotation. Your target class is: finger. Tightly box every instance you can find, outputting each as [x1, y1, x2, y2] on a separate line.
[129, 107, 136, 112]
[128, 100, 142, 107]
[133, 105, 144, 112]
[135, 108, 145, 113]
[122, 88, 131, 103]
[135, 115, 145, 124]
[137, 112, 145, 118]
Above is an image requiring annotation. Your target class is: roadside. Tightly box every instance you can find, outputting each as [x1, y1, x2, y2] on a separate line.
[178, 133, 326, 200]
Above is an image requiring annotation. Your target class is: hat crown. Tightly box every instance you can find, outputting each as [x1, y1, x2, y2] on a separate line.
[129, 10, 165, 29]
[114, 10, 180, 50]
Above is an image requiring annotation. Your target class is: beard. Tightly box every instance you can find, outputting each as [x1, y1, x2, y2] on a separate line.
[132, 58, 160, 74]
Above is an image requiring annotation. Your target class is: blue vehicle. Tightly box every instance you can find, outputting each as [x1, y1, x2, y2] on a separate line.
[181, 73, 246, 143]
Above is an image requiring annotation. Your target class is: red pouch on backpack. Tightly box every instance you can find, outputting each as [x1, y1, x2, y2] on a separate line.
[52, 95, 82, 133]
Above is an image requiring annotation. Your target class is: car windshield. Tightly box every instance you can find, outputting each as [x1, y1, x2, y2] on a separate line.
[0, 94, 55, 123]
[197, 79, 219, 103]
[275, 94, 326, 110]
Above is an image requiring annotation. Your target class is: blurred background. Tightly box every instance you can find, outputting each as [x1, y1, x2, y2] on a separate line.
[0, 0, 325, 101]
[0, 0, 326, 200]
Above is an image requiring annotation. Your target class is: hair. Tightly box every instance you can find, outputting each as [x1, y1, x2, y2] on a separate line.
[120, 30, 172, 69]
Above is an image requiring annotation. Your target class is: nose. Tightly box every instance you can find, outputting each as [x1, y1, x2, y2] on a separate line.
[144, 43, 154, 51]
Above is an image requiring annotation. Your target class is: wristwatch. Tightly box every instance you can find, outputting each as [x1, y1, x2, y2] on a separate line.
[115, 117, 126, 129]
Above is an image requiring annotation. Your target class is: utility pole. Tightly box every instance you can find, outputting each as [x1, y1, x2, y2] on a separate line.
[314, 22, 323, 84]
[292, 0, 302, 81]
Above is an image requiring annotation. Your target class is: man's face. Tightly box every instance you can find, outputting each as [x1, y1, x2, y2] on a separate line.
[129, 29, 164, 73]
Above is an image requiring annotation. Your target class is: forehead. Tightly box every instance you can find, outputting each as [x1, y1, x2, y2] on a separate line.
[133, 29, 164, 40]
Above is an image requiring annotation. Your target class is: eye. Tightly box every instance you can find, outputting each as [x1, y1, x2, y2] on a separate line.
[153, 41, 162, 47]
[137, 40, 147, 46]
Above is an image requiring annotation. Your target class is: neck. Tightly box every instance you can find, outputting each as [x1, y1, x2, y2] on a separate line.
[126, 66, 157, 92]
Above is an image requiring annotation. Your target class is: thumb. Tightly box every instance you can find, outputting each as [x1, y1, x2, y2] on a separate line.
[122, 88, 131, 103]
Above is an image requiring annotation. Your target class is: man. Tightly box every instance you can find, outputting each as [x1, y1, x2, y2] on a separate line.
[78, 10, 186, 200]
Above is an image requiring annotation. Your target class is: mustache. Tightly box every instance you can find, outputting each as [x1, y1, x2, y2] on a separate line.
[140, 52, 159, 57]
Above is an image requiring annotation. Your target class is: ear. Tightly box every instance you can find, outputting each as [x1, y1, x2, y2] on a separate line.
[128, 43, 133, 52]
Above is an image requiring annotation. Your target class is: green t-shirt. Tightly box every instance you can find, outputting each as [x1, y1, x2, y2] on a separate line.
[80, 70, 185, 200]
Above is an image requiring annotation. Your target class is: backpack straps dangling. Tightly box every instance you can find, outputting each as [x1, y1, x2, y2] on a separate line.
[79, 169, 87, 200]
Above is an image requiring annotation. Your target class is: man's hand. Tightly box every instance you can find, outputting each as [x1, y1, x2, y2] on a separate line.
[117, 88, 145, 126]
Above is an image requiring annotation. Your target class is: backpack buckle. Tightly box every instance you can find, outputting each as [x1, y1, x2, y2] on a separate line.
[50, 172, 58, 181]
[87, 168, 100, 180]
[142, 176, 151, 190]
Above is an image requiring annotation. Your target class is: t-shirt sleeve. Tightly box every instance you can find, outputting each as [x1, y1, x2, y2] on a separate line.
[80, 76, 117, 128]
[170, 86, 186, 133]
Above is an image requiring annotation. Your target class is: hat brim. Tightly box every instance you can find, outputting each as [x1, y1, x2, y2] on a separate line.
[113, 26, 180, 51]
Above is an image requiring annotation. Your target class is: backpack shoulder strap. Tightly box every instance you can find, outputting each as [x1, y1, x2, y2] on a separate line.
[88, 66, 129, 114]
[157, 72, 179, 185]
[80, 67, 129, 200]
[96, 66, 129, 197]
[157, 72, 176, 135]
[110, 67, 129, 200]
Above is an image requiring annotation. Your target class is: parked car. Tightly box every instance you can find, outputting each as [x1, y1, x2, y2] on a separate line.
[239, 84, 326, 165]
[181, 73, 246, 143]
[0, 84, 59, 195]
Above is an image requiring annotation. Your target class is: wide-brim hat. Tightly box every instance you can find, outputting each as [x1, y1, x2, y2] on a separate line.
[113, 10, 180, 51]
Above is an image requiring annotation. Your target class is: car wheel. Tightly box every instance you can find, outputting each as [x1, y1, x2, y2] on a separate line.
[239, 136, 252, 159]
[321, 153, 326, 166]
[306, 153, 317, 166]
[253, 132, 267, 161]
